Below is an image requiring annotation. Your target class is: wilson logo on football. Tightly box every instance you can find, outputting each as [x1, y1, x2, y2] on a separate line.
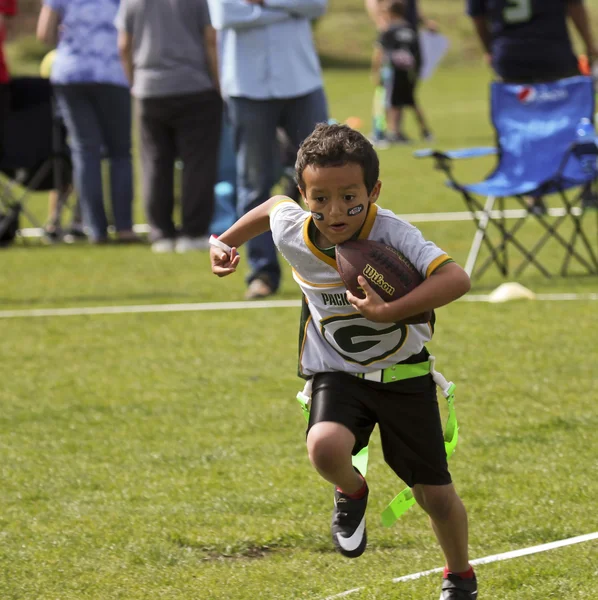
[363, 264, 395, 296]
[517, 86, 568, 104]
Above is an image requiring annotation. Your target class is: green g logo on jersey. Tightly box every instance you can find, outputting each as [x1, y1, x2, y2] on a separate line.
[320, 313, 407, 366]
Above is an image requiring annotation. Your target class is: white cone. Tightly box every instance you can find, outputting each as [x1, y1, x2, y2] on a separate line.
[488, 282, 536, 303]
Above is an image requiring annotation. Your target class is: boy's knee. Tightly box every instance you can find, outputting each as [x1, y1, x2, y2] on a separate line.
[306, 422, 354, 473]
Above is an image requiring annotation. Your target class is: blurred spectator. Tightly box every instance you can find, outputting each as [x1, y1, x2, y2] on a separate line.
[210, 114, 237, 237]
[38, 48, 85, 244]
[37, 0, 136, 245]
[116, 0, 222, 254]
[207, 0, 329, 299]
[371, 0, 433, 143]
[467, 0, 598, 83]
[468, 0, 598, 213]
[0, 0, 17, 160]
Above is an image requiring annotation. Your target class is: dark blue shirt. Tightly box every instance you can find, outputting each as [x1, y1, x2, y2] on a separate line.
[466, 0, 581, 80]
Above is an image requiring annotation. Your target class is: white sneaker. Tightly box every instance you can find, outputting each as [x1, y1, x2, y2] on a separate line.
[151, 238, 175, 253]
[175, 236, 210, 253]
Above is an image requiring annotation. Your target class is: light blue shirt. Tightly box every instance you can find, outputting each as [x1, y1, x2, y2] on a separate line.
[45, 0, 128, 87]
[207, 0, 326, 100]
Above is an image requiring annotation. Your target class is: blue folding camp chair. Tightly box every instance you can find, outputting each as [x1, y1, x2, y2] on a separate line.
[416, 76, 598, 279]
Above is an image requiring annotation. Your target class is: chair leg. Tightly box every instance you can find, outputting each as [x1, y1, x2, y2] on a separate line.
[464, 195, 496, 277]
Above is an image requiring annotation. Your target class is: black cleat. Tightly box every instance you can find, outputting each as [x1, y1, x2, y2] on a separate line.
[440, 572, 478, 599]
[331, 484, 368, 558]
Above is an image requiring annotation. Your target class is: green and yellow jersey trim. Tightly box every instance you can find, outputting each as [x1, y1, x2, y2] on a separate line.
[426, 255, 453, 279]
[302, 204, 379, 271]
[297, 295, 312, 378]
[292, 268, 344, 289]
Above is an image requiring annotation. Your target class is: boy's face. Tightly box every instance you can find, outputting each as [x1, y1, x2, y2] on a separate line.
[300, 162, 381, 247]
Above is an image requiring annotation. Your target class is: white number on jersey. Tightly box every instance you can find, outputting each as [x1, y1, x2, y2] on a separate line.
[504, 0, 532, 24]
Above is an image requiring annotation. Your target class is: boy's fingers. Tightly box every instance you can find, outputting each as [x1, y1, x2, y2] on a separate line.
[357, 276, 383, 300]
[357, 276, 373, 294]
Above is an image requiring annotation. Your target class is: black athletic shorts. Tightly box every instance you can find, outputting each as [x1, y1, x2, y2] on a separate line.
[308, 357, 451, 488]
[385, 68, 416, 108]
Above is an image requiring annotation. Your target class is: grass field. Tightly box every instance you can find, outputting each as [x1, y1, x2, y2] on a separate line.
[2, 5, 598, 600]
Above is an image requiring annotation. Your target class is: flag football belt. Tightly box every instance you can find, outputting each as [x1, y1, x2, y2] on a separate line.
[296, 355, 458, 528]
[349, 361, 430, 383]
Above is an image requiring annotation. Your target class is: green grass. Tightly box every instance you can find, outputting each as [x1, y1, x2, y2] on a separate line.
[2, 7, 598, 598]
[1, 301, 597, 599]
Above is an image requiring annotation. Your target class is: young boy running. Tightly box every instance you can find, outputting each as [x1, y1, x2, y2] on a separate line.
[210, 123, 477, 599]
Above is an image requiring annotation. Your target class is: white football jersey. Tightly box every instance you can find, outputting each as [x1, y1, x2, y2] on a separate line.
[270, 199, 452, 377]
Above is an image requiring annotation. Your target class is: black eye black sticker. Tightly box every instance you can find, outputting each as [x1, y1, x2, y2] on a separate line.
[347, 204, 364, 217]
[311, 212, 324, 221]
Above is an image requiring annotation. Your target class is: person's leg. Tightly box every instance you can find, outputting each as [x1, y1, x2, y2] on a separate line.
[278, 87, 328, 200]
[412, 484, 470, 572]
[307, 421, 364, 493]
[409, 72, 433, 139]
[46, 190, 60, 228]
[387, 106, 402, 136]
[279, 87, 328, 155]
[308, 372, 373, 559]
[136, 96, 177, 242]
[227, 96, 282, 293]
[173, 90, 223, 242]
[390, 72, 415, 142]
[376, 371, 475, 596]
[92, 84, 135, 238]
[413, 105, 431, 135]
[53, 85, 107, 242]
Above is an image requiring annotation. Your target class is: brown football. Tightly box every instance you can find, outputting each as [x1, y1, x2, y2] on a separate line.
[335, 239, 432, 324]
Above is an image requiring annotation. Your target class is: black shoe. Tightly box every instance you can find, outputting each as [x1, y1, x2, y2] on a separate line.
[43, 227, 62, 244]
[440, 572, 478, 599]
[387, 132, 413, 145]
[331, 484, 368, 558]
[422, 130, 435, 142]
[63, 226, 88, 244]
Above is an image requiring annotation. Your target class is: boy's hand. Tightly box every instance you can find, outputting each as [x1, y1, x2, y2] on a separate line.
[346, 276, 389, 322]
[210, 246, 240, 277]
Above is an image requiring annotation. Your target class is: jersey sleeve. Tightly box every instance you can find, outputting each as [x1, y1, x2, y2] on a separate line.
[385, 217, 453, 279]
[269, 198, 305, 257]
[466, 0, 486, 17]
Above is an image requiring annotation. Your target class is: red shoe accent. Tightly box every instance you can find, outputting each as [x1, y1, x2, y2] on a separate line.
[336, 478, 367, 500]
[443, 566, 475, 580]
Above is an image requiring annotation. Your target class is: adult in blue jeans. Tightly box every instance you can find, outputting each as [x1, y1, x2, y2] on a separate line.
[37, 0, 136, 244]
[208, 0, 329, 299]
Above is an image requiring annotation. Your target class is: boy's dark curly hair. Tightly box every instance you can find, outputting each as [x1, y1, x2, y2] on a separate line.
[295, 123, 380, 195]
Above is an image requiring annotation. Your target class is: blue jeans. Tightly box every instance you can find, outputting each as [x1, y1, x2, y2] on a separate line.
[227, 88, 328, 290]
[54, 84, 133, 241]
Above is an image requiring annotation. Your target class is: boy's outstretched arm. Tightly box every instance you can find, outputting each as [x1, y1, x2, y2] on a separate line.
[347, 262, 471, 323]
[210, 195, 287, 277]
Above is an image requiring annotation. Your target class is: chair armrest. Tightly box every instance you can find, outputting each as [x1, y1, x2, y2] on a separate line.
[414, 146, 497, 160]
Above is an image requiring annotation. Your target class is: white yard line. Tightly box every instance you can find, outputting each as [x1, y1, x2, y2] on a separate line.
[322, 531, 598, 600]
[18, 206, 581, 239]
[0, 300, 302, 319]
[0, 293, 597, 319]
